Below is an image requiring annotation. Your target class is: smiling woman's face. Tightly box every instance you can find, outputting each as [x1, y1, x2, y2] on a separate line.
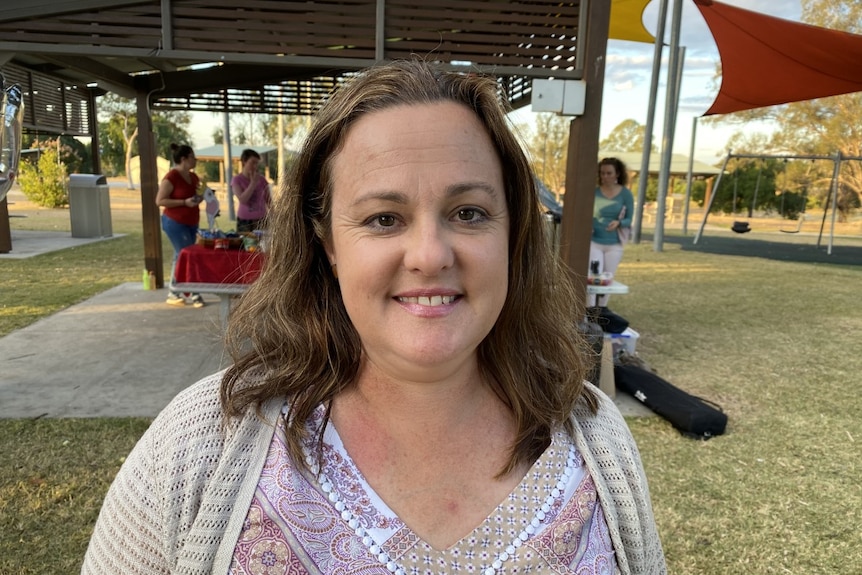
[324, 102, 510, 383]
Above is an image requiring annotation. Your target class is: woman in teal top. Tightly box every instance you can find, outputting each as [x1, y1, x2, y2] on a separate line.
[589, 157, 634, 309]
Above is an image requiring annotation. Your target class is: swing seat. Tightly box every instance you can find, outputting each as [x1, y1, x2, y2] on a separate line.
[780, 214, 806, 233]
[731, 221, 751, 233]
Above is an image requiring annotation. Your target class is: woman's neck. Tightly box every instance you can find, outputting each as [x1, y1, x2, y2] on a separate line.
[333, 364, 510, 443]
[600, 183, 620, 195]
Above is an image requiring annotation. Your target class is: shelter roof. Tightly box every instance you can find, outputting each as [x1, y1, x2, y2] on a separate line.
[599, 150, 724, 177]
[0, 0, 586, 124]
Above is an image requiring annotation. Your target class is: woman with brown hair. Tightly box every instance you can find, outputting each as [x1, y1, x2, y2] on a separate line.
[230, 148, 271, 232]
[83, 60, 665, 575]
[588, 156, 634, 310]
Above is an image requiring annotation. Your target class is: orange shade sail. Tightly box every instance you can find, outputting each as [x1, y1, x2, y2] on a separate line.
[695, 0, 862, 115]
[610, 0, 654, 44]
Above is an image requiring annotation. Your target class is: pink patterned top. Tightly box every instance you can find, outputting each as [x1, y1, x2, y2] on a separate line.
[229, 405, 619, 574]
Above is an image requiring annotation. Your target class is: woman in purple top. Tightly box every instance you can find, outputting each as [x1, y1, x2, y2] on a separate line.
[231, 148, 271, 232]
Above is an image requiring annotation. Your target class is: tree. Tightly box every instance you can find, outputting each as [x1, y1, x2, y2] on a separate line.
[599, 119, 657, 153]
[210, 112, 277, 147]
[98, 93, 137, 187]
[16, 139, 74, 208]
[516, 113, 570, 197]
[97, 94, 192, 187]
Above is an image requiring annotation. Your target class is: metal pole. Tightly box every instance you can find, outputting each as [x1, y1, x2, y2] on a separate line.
[633, 0, 670, 244]
[694, 152, 732, 243]
[277, 104, 285, 188]
[222, 110, 235, 221]
[653, 1, 684, 252]
[824, 152, 841, 255]
[751, 163, 762, 216]
[682, 103, 697, 235]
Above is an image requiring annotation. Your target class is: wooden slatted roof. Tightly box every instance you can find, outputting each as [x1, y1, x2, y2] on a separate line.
[0, 0, 584, 121]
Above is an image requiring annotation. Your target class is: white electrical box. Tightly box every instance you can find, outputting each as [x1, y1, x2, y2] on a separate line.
[531, 79, 586, 116]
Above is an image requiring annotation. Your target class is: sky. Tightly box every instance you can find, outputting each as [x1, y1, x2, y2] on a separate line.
[187, 0, 804, 167]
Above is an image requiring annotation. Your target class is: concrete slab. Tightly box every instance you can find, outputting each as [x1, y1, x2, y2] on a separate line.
[0, 283, 229, 418]
[0, 229, 126, 259]
[0, 281, 653, 420]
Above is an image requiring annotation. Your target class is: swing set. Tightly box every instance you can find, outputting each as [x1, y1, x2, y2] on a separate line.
[694, 151, 862, 255]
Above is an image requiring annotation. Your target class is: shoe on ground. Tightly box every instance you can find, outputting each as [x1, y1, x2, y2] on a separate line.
[190, 295, 205, 308]
[166, 293, 186, 306]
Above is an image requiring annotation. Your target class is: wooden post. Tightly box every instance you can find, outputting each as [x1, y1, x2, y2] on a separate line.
[135, 87, 165, 288]
[559, 0, 611, 309]
[0, 198, 11, 253]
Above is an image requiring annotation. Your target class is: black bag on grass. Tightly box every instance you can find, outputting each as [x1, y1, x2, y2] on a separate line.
[586, 307, 629, 334]
[614, 363, 728, 439]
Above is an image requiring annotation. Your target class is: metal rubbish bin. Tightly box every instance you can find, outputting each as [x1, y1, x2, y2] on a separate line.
[69, 174, 112, 238]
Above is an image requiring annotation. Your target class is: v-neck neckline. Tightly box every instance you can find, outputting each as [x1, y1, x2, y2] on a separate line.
[317, 413, 575, 553]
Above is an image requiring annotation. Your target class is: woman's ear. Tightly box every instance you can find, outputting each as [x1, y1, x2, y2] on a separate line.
[323, 239, 336, 269]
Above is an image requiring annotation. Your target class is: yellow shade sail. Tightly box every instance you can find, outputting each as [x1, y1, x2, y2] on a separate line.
[610, 0, 655, 44]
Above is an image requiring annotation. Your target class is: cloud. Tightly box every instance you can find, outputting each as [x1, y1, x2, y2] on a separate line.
[612, 79, 635, 92]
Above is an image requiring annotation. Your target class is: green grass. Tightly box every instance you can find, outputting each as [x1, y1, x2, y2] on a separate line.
[0, 419, 152, 575]
[1, 189, 172, 337]
[1, 193, 861, 573]
[614, 240, 862, 574]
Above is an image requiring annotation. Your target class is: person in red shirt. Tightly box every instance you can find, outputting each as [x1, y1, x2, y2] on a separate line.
[156, 143, 205, 308]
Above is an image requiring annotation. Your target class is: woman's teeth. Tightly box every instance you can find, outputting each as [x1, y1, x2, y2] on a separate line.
[398, 295, 456, 306]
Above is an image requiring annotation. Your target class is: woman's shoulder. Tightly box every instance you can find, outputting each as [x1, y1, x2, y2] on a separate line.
[571, 383, 633, 446]
[145, 369, 281, 463]
[148, 371, 227, 443]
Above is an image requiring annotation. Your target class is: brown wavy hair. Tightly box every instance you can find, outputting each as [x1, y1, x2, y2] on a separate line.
[598, 156, 629, 187]
[222, 59, 596, 474]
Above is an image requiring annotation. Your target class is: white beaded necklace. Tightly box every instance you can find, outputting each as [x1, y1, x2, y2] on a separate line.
[303, 437, 577, 575]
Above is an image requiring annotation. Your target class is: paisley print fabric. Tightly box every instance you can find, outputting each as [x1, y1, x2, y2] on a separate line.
[230, 406, 619, 574]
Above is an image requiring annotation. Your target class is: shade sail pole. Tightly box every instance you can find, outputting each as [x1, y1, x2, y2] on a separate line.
[683, 116, 697, 235]
[633, 0, 669, 244]
[653, 0, 685, 253]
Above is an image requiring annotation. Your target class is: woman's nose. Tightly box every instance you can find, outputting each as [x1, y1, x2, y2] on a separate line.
[403, 219, 455, 275]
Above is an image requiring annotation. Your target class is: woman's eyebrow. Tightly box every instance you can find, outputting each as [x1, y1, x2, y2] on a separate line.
[349, 181, 500, 208]
[349, 191, 408, 208]
[446, 181, 500, 199]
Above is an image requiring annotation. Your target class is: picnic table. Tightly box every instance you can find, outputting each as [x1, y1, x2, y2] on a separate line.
[170, 244, 264, 327]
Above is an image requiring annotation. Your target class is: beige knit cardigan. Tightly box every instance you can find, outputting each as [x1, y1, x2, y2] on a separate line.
[81, 372, 666, 574]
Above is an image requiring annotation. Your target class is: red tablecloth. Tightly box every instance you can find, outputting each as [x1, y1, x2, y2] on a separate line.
[175, 244, 264, 285]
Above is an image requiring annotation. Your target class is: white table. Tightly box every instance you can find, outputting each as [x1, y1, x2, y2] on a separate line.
[170, 281, 248, 328]
[587, 280, 629, 296]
